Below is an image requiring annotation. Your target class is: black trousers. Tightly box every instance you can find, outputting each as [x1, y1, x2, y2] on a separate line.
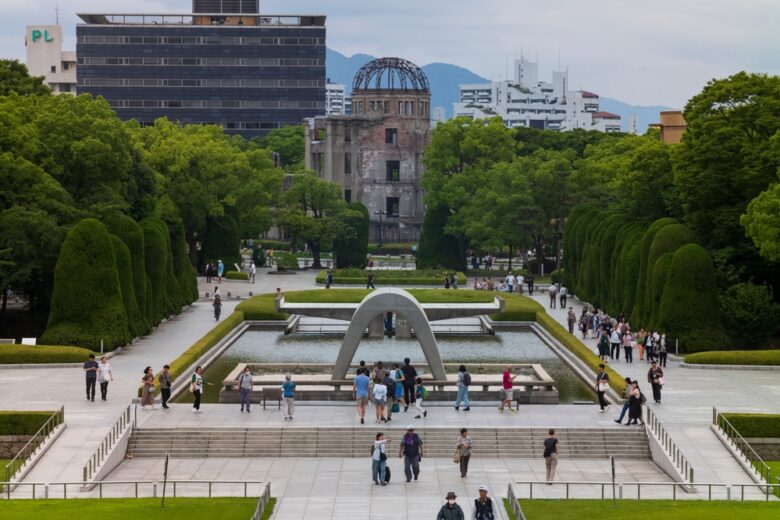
[611, 343, 621, 360]
[403, 383, 416, 405]
[86, 378, 96, 400]
[459, 454, 471, 477]
[624, 346, 633, 363]
[161, 388, 171, 407]
[100, 382, 109, 400]
[658, 352, 667, 367]
[193, 390, 202, 410]
[646, 347, 656, 363]
[597, 390, 608, 410]
[652, 383, 662, 403]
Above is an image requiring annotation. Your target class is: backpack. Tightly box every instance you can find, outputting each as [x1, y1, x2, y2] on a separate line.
[419, 386, 428, 399]
[462, 372, 472, 386]
[639, 391, 647, 404]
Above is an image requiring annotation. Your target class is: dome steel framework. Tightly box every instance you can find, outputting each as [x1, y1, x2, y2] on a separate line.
[352, 57, 429, 92]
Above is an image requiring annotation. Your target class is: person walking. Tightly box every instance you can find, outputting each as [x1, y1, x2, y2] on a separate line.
[614, 377, 633, 424]
[658, 333, 668, 367]
[393, 363, 406, 411]
[454, 365, 471, 411]
[282, 374, 296, 420]
[97, 356, 113, 401]
[543, 428, 559, 482]
[597, 328, 610, 362]
[366, 271, 376, 289]
[217, 259, 224, 282]
[610, 328, 621, 361]
[647, 361, 664, 404]
[596, 364, 610, 413]
[548, 283, 558, 309]
[499, 365, 517, 413]
[566, 307, 577, 334]
[325, 270, 333, 289]
[444, 275, 451, 289]
[383, 372, 396, 421]
[559, 285, 568, 308]
[205, 261, 213, 283]
[373, 376, 388, 423]
[398, 425, 424, 482]
[213, 293, 222, 321]
[353, 368, 370, 424]
[473, 486, 494, 520]
[579, 309, 589, 339]
[645, 332, 656, 364]
[401, 358, 417, 410]
[191, 365, 210, 414]
[413, 377, 427, 418]
[622, 331, 634, 363]
[456, 428, 473, 478]
[83, 354, 99, 402]
[249, 261, 256, 284]
[238, 366, 253, 412]
[627, 380, 645, 425]
[372, 432, 388, 486]
[159, 365, 173, 409]
[141, 366, 156, 410]
[506, 271, 515, 294]
[526, 274, 534, 295]
[437, 492, 465, 520]
[636, 329, 646, 361]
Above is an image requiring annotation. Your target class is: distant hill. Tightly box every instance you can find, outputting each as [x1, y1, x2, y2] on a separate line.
[326, 48, 676, 130]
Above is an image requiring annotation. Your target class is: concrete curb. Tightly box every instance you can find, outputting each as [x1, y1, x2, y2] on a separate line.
[680, 363, 780, 371]
[0, 349, 120, 370]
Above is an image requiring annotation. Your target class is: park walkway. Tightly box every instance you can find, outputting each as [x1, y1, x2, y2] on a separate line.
[527, 290, 780, 485]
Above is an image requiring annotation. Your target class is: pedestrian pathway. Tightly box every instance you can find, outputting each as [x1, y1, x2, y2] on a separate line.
[527, 290, 780, 484]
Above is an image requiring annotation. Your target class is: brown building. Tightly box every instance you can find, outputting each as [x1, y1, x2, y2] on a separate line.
[651, 110, 687, 144]
[305, 57, 431, 243]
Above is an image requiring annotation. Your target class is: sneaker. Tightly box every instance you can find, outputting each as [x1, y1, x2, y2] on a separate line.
[414, 415, 421, 419]
[360, 418, 364, 424]
[380, 482, 387, 486]
[614, 419, 622, 424]
[240, 408, 244, 412]
[598, 409, 606, 413]
[464, 407, 470, 411]
[414, 475, 418, 481]
[192, 409, 197, 413]
[162, 405, 169, 409]
[509, 408, 517, 414]
[455, 406, 459, 411]
[423, 410, 427, 417]
[498, 407, 504, 413]
[404, 405, 408, 412]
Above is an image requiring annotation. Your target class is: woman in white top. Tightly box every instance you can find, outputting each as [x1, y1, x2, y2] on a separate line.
[373, 380, 387, 423]
[97, 356, 113, 401]
[372, 432, 387, 485]
[191, 366, 211, 413]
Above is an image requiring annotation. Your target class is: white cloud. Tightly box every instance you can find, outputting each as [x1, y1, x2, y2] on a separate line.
[1, 0, 778, 106]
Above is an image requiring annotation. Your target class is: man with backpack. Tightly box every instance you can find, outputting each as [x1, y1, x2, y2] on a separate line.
[398, 425, 424, 482]
[401, 358, 417, 410]
[454, 365, 471, 411]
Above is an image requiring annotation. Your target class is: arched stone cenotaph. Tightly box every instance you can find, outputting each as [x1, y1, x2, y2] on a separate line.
[331, 288, 447, 380]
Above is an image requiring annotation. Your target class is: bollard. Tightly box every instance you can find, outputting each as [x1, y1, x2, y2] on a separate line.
[45, 484, 49, 499]
[153, 482, 157, 498]
[618, 484, 623, 499]
[726, 485, 731, 501]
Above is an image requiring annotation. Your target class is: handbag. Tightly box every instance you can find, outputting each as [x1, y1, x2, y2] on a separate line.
[380, 452, 387, 461]
[453, 448, 461, 464]
[598, 382, 609, 392]
[189, 382, 195, 393]
[658, 377, 665, 385]
[391, 402, 400, 413]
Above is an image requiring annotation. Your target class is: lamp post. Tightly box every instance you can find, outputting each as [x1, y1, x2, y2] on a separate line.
[374, 210, 386, 247]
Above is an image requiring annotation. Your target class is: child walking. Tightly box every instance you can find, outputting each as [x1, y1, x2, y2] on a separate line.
[414, 377, 427, 419]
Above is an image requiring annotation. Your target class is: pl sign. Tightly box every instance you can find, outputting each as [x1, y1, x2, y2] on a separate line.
[31, 29, 54, 43]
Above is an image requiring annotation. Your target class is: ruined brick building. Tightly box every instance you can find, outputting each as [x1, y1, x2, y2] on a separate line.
[304, 57, 431, 243]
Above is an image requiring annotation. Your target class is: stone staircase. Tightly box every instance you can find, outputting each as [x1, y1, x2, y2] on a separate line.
[127, 426, 650, 459]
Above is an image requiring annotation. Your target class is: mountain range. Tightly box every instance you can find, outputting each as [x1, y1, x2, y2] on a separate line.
[326, 48, 675, 132]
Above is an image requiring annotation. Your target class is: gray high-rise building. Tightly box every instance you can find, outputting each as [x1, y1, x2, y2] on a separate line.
[76, 6, 325, 137]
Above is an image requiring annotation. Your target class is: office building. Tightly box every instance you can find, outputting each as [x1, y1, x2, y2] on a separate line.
[25, 25, 77, 94]
[305, 58, 431, 243]
[454, 57, 621, 133]
[326, 82, 352, 115]
[75, 3, 326, 137]
[651, 110, 686, 144]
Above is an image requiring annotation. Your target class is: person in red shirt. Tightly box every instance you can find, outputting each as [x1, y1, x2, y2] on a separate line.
[499, 365, 518, 414]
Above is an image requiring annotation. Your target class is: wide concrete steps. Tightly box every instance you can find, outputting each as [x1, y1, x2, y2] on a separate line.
[127, 427, 650, 459]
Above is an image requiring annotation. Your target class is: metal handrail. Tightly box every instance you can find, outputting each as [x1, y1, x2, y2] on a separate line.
[251, 483, 272, 520]
[511, 479, 777, 502]
[0, 479, 269, 500]
[82, 404, 134, 482]
[713, 407, 772, 486]
[645, 407, 694, 482]
[4, 407, 64, 493]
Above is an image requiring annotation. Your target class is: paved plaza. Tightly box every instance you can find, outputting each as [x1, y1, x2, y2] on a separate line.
[2, 270, 779, 518]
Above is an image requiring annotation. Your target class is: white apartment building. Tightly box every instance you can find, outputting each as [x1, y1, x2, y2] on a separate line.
[454, 58, 621, 133]
[325, 82, 352, 115]
[25, 25, 76, 94]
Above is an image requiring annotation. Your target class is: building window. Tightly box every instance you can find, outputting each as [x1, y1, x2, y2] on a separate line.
[50, 65, 56, 73]
[344, 152, 351, 174]
[62, 62, 69, 70]
[344, 189, 352, 203]
[385, 128, 398, 145]
[386, 161, 400, 182]
[386, 197, 400, 217]
[344, 124, 351, 142]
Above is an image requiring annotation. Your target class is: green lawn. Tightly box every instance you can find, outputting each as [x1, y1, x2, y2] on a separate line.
[684, 350, 780, 366]
[0, 497, 264, 519]
[506, 499, 780, 520]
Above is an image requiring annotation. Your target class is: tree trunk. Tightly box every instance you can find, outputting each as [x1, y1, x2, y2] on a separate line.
[310, 242, 322, 269]
[555, 233, 562, 270]
[535, 237, 545, 276]
[0, 287, 7, 333]
[507, 245, 513, 272]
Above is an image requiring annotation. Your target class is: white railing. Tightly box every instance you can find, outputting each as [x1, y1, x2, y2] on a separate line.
[82, 404, 134, 482]
[645, 407, 694, 482]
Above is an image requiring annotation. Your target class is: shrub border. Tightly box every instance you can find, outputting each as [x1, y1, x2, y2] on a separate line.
[315, 269, 467, 286]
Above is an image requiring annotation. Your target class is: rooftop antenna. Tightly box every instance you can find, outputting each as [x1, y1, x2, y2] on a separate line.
[55, 4, 59, 24]
[505, 55, 509, 83]
[558, 46, 561, 71]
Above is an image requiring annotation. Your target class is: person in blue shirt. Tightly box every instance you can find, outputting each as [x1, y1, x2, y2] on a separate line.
[282, 374, 296, 420]
[217, 259, 224, 282]
[353, 367, 371, 424]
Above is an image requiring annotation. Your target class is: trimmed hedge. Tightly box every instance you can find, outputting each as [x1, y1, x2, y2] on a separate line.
[658, 244, 729, 352]
[141, 217, 170, 326]
[648, 253, 674, 329]
[225, 271, 248, 280]
[632, 217, 677, 325]
[491, 294, 543, 321]
[235, 294, 289, 320]
[416, 204, 462, 270]
[104, 214, 150, 335]
[334, 202, 369, 268]
[685, 350, 780, 366]
[139, 310, 245, 397]
[721, 413, 780, 438]
[273, 251, 299, 270]
[643, 223, 697, 326]
[0, 345, 96, 364]
[0, 411, 57, 435]
[110, 235, 144, 338]
[368, 243, 417, 256]
[170, 220, 198, 305]
[315, 269, 466, 286]
[40, 219, 131, 350]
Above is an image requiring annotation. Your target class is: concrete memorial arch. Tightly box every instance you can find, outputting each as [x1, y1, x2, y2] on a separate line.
[331, 288, 447, 380]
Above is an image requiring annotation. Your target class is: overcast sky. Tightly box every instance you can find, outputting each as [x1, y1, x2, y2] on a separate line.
[2, 0, 779, 107]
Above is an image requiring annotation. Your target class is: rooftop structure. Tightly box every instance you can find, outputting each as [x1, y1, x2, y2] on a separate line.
[25, 25, 77, 94]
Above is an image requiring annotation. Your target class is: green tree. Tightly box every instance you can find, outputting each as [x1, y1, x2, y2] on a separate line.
[254, 125, 305, 167]
[334, 203, 369, 268]
[0, 59, 51, 96]
[104, 214, 150, 335]
[201, 214, 241, 270]
[720, 282, 780, 345]
[109, 234, 144, 338]
[40, 219, 130, 350]
[742, 181, 780, 262]
[417, 204, 463, 271]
